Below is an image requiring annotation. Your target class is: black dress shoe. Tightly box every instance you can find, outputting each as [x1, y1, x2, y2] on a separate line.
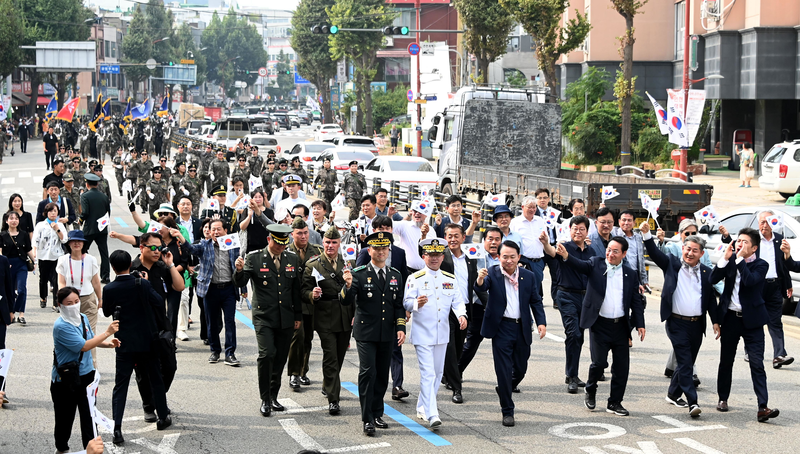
[567, 377, 578, 394]
[299, 375, 312, 386]
[502, 415, 515, 427]
[270, 400, 285, 412]
[773, 356, 794, 369]
[202, 339, 209, 345]
[374, 417, 389, 429]
[664, 368, 674, 378]
[575, 377, 586, 387]
[584, 390, 596, 410]
[113, 428, 124, 445]
[692, 375, 701, 387]
[716, 400, 728, 412]
[329, 401, 341, 415]
[363, 421, 376, 436]
[289, 375, 301, 390]
[392, 386, 409, 400]
[156, 415, 172, 430]
[444, 381, 453, 391]
[598, 373, 607, 381]
[512, 386, 520, 393]
[757, 407, 779, 422]
[260, 401, 271, 417]
[452, 390, 463, 404]
[144, 410, 158, 423]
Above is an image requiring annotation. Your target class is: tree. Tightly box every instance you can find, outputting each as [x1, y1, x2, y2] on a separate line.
[0, 0, 23, 80]
[328, 0, 395, 136]
[506, 70, 528, 88]
[611, 0, 648, 166]
[372, 85, 409, 128]
[274, 50, 294, 101]
[121, 8, 153, 100]
[291, 0, 338, 123]
[561, 67, 612, 134]
[173, 23, 207, 105]
[454, 0, 515, 83]
[500, 0, 590, 100]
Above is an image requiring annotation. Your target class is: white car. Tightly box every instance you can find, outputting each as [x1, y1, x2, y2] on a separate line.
[363, 156, 438, 193]
[314, 123, 343, 141]
[329, 135, 379, 154]
[199, 125, 215, 140]
[758, 140, 800, 198]
[244, 134, 279, 151]
[313, 147, 376, 183]
[283, 141, 335, 165]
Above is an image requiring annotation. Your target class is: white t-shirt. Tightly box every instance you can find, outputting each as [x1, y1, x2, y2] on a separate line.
[56, 254, 100, 296]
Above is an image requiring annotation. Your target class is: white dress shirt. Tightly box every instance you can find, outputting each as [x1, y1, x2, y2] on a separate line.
[509, 215, 545, 259]
[451, 252, 469, 306]
[673, 263, 703, 316]
[717, 256, 745, 311]
[393, 220, 424, 270]
[599, 267, 625, 318]
[502, 271, 521, 319]
[759, 234, 778, 279]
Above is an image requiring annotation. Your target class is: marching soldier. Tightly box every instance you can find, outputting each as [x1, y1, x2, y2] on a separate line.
[248, 146, 264, 177]
[231, 157, 251, 193]
[341, 160, 366, 221]
[233, 224, 302, 417]
[66, 157, 87, 195]
[260, 158, 277, 199]
[342, 232, 406, 436]
[210, 149, 231, 191]
[146, 167, 170, 217]
[92, 165, 113, 204]
[170, 162, 187, 207]
[287, 217, 324, 392]
[198, 145, 216, 195]
[314, 157, 337, 205]
[60, 175, 82, 230]
[273, 159, 289, 189]
[112, 147, 125, 196]
[173, 144, 188, 168]
[155, 155, 172, 181]
[124, 149, 139, 198]
[288, 157, 309, 185]
[132, 150, 154, 213]
[302, 225, 353, 415]
[180, 164, 203, 217]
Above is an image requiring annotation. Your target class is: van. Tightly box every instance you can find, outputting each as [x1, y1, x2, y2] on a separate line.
[213, 117, 254, 161]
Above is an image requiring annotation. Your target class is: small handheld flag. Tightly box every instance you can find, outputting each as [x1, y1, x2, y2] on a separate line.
[766, 214, 784, 230]
[331, 194, 346, 210]
[147, 221, 165, 233]
[97, 213, 110, 232]
[544, 208, 561, 229]
[217, 234, 241, 251]
[694, 205, 718, 226]
[601, 186, 620, 202]
[460, 243, 485, 259]
[485, 192, 507, 207]
[341, 243, 358, 261]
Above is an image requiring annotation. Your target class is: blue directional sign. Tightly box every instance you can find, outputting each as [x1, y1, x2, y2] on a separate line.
[99, 65, 120, 74]
[294, 67, 310, 84]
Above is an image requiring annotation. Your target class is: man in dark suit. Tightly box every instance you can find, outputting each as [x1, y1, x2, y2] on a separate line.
[475, 240, 546, 427]
[557, 236, 645, 417]
[534, 188, 561, 307]
[641, 222, 718, 417]
[342, 232, 406, 436]
[81, 173, 111, 283]
[355, 215, 409, 401]
[711, 227, 779, 422]
[103, 250, 172, 444]
[440, 222, 479, 404]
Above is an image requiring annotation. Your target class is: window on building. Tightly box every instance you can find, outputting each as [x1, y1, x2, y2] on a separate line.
[384, 58, 410, 83]
[675, 1, 685, 60]
[105, 41, 110, 59]
[391, 8, 415, 36]
[111, 41, 116, 58]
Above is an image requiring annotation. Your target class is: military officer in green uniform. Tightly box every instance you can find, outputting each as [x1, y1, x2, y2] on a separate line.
[81, 172, 112, 282]
[180, 163, 203, 217]
[210, 149, 231, 190]
[341, 160, 366, 221]
[234, 224, 302, 417]
[342, 231, 406, 435]
[146, 167, 170, 217]
[92, 165, 112, 204]
[248, 146, 264, 176]
[303, 225, 353, 415]
[60, 174, 82, 230]
[287, 217, 324, 391]
[314, 157, 338, 205]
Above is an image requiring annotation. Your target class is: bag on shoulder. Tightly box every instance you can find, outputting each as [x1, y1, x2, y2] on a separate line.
[54, 317, 86, 390]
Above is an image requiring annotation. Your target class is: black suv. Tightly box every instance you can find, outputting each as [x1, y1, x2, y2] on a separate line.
[274, 113, 292, 130]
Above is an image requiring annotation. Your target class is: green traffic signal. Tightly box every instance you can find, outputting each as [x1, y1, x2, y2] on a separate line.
[330, 25, 338, 34]
[400, 26, 409, 35]
[169, 61, 174, 66]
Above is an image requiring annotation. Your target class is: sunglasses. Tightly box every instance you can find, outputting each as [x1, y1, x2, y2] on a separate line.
[160, 159, 167, 162]
[142, 245, 165, 252]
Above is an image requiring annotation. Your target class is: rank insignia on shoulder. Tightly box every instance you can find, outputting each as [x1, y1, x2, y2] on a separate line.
[441, 271, 456, 279]
[413, 270, 426, 278]
[441, 282, 454, 289]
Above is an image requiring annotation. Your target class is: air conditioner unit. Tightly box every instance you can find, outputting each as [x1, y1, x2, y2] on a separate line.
[579, 38, 589, 54]
[702, 0, 721, 19]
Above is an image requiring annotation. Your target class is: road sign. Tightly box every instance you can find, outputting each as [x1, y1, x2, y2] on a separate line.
[408, 43, 420, 56]
[415, 126, 422, 131]
[99, 65, 120, 74]
[424, 95, 437, 101]
[180, 59, 195, 64]
[258, 67, 267, 77]
[163, 64, 197, 85]
[421, 43, 435, 56]
[146, 58, 157, 70]
[407, 89, 414, 101]
[336, 59, 347, 83]
[414, 98, 427, 104]
[294, 67, 310, 84]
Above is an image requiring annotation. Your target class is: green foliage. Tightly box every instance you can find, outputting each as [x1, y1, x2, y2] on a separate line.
[0, 0, 23, 79]
[380, 122, 410, 137]
[275, 50, 294, 100]
[174, 23, 206, 86]
[291, 0, 337, 122]
[635, 126, 673, 164]
[561, 67, 612, 135]
[506, 71, 528, 88]
[454, 0, 515, 82]
[372, 86, 409, 128]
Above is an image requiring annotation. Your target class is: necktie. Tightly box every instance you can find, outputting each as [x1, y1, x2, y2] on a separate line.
[273, 254, 280, 271]
[378, 268, 386, 288]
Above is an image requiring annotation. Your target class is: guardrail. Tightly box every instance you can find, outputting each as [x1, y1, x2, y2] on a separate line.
[616, 165, 693, 183]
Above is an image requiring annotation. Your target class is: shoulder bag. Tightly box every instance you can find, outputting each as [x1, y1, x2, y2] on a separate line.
[54, 317, 86, 390]
[4, 231, 34, 271]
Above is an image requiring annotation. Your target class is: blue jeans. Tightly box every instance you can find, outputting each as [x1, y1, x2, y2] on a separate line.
[557, 290, 584, 378]
[9, 257, 28, 313]
[205, 284, 237, 356]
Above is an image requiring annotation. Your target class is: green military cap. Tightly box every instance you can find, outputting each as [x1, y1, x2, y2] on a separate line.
[188, 163, 197, 171]
[267, 224, 292, 245]
[365, 231, 393, 248]
[324, 225, 341, 240]
[63, 174, 74, 182]
[291, 216, 307, 230]
[84, 173, 101, 182]
[419, 237, 447, 256]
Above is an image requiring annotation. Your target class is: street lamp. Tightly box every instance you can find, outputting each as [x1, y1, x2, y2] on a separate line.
[689, 74, 724, 87]
[152, 37, 170, 44]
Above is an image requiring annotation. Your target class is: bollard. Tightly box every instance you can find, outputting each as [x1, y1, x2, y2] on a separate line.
[372, 177, 382, 193]
[615, 165, 622, 175]
[480, 204, 493, 232]
[408, 184, 419, 206]
[389, 180, 399, 206]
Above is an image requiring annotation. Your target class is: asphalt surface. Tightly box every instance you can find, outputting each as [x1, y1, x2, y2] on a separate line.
[2, 129, 800, 453]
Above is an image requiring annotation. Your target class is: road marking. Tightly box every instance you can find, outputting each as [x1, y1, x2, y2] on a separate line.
[103, 442, 139, 454]
[673, 438, 726, 454]
[545, 332, 565, 342]
[282, 397, 330, 414]
[549, 422, 627, 440]
[652, 415, 726, 433]
[115, 217, 129, 228]
[341, 381, 451, 446]
[130, 434, 180, 454]
[235, 310, 255, 330]
[279, 418, 390, 453]
[580, 441, 664, 454]
[1, 178, 15, 185]
[326, 443, 392, 453]
[18, 172, 31, 178]
[33, 176, 43, 183]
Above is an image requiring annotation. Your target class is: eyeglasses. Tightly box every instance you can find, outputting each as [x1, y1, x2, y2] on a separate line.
[160, 159, 167, 162]
[683, 230, 698, 236]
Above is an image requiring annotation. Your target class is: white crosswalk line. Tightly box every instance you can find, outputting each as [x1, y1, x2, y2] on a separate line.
[1, 178, 15, 185]
[18, 172, 31, 178]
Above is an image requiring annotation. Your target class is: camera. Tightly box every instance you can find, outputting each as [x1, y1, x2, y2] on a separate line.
[130, 270, 142, 279]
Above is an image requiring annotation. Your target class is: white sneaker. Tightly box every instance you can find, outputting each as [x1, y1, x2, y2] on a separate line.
[177, 330, 189, 341]
[429, 416, 442, 429]
[416, 412, 427, 421]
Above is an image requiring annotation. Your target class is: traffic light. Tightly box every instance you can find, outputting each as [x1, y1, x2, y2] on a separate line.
[160, 61, 175, 66]
[311, 24, 338, 34]
[383, 26, 409, 35]
[285, 69, 291, 75]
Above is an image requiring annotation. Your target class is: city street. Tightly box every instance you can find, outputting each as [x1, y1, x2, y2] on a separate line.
[2, 140, 800, 453]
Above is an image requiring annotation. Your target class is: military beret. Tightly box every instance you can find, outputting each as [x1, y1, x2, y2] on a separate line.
[349, 160, 358, 166]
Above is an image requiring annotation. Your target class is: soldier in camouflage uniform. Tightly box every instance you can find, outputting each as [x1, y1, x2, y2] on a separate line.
[235, 141, 248, 162]
[155, 155, 172, 181]
[247, 146, 264, 177]
[170, 162, 187, 207]
[112, 147, 125, 196]
[146, 167, 170, 217]
[92, 165, 113, 204]
[173, 144, 187, 168]
[273, 159, 289, 189]
[132, 150, 154, 213]
[66, 156, 87, 194]
[210, 149, 231, 192]
[341, 161, 366, 221]
[198, 144, 216, 197]
[231, 156, 251, 193]
[180, 163, 203, 217]
[288, 157, 310, 185]
[124, 149, 139, 198]
[259, 158, 277, 200]
[314, 157, 338, 205]
[61, 174, 82, 230]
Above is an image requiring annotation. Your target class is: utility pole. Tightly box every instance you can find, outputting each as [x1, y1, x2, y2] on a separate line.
[679, 0, 691, 181]
[415, 0, 422, 157]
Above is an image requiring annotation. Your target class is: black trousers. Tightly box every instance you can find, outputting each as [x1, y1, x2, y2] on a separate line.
[458, 303, 485, 374]
[112, 352, 169, 428]
[255, 323, 293, 402]
[443, 311, 466, 391]
[317, 329, 351, 402]
[718, 310, 769, 408]
[19, 136, 27, 153]
[558, 290, 585, 378]
[356, 340, 393, 423]
[45, 149, 56, 169]
[763, 281, 787, 358]
[51, 371, 96, 453]
[166, 289, 181, 335]
[38, 259, 58, 304]
[587, 317, 630, 404]
[543, 253, 559, 305]
[288, 313, 314, 376]
[492, 319, 530, 417]
[195, 292, 208, 341]
[390, 340, 404, 389]
[665, 317, 704, 405]
[83, 232, 110, 281]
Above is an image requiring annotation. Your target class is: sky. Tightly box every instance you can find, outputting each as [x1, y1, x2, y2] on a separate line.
[88, 0, 300, 13]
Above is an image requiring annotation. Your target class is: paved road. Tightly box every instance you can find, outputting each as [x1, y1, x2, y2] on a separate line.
[2, 136, 800, 453]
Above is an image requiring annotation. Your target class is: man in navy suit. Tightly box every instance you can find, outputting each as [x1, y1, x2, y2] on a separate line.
[475, 240, 546, 427]
[557, 236, 645, 417]
[711, 227, 779, 422]
[354, 215, 409, 400]
[641, 222, 718, 417]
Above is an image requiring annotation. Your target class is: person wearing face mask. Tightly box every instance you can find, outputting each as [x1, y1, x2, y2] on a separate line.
[51, 286, 120, 454]
[557, 236, 645, 417]
[641, 222, 718, 418]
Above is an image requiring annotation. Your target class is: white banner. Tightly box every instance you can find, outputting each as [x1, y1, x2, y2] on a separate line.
[646, 92, 670, 135]
[685, 89, 706, 146]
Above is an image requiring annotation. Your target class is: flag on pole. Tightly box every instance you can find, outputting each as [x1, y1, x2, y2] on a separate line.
[88, 94, 104, 132]
[130, 99, 152, 121]
[101, 97, 112, 121]
[119, 97, 132, 133]
[693, 205, 718, 226]
[44, 94, 58, 121]
[311, 267, 325, 284]
[0, 349, 14, 386]
[341, 243, 358, 261]
[54, 97, 81, 122]
[544, 207, 561, 229]
[460, 243, 485, 259]
[646, 91, 670, 135]
[157, 93, 170, 117]
[331, 194, 346, 210]
[666, 89, 690, 147]
[601, 186, 620, 201]
[147, 221, 165, 233]
[766, 213, 784, 230]
[217, 234, 241, 251]
[97, 213, 110, 232]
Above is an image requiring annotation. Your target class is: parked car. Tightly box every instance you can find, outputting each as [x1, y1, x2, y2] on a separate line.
[199, 125, 216, 140]
[363, 156, 438, 193]
[330, 135, 379, 154]
[251, 123, 274, 135]
[758, 140, 800, 198]
[313, 148, 376, 183]
[186, 120, 211, 136]
[283, 141, 335, 164]
[314, 123, 343, 141]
